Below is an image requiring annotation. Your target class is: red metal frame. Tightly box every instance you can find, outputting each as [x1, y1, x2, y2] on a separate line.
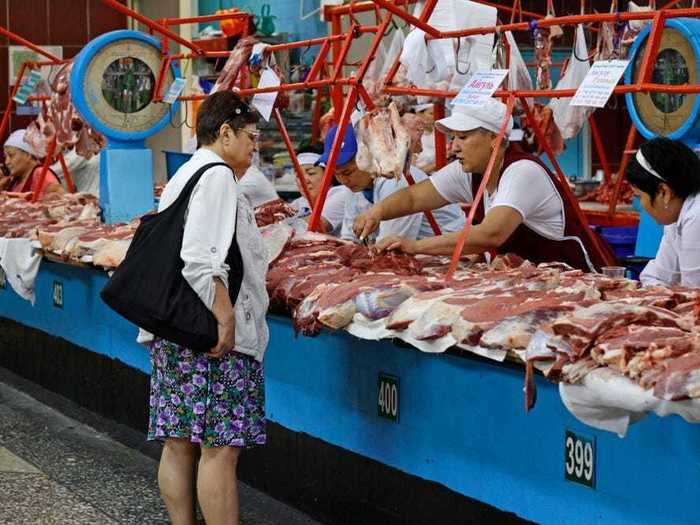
[9, 0, 694, 269]
[0, 27, 74, 201]
[446, 96, 515, 279]
[127, 0, 700, 268]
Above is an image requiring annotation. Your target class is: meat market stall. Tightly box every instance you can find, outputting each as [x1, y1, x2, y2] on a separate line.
[2, 2, 700, 524]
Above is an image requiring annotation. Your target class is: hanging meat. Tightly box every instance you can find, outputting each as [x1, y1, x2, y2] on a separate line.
[355, 102, 410, 179]
[400, 112, 425, 158]
[522, 103, 565, 156]
[533, 2, 563, 91]
[24, 64, 105, 160]
[211, 36, 257, 94]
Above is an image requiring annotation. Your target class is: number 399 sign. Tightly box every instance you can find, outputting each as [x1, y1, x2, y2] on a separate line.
[565, 430, 596, 489]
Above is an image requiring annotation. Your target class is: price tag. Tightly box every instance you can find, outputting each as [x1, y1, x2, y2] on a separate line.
[564, 430, 596, 488]
[571, 60, 630, 108]
[451, 69, 508, 107]
[377, 373, 399, 422]
[52, 280, 63, 308]
[162, 77, 186, 105]
[13, 69, 42, 105]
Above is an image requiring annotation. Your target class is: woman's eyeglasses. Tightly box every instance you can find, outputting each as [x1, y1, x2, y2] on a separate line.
[240, 129, 261, 142]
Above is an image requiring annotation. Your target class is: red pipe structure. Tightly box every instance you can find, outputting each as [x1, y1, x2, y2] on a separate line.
[100, 0, 205, 55]
[446, 96, 515, 279]
[72, 0, 700, 270]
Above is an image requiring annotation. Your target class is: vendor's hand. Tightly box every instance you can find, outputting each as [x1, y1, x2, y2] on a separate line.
[353, 207, 382, 242]
[375, 235, 417, 254]
[208, 317, 235, 358]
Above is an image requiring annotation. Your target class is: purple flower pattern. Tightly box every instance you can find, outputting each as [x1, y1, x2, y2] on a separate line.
[147, 338, 266, 448]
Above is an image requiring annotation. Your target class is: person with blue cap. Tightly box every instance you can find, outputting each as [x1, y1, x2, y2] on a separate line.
[352, 98, 613, 271]
[319, 123, 465, 244]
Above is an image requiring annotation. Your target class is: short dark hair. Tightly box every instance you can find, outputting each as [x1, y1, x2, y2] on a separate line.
[297, 142, 324, 155]
[625, 137, 700, 200]
[196, 91, 259, 146]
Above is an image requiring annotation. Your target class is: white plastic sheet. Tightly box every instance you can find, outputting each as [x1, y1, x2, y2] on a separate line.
[549, 24, 593, 140]
[560, 368, 700, 437]
[0, 238, 42, 304]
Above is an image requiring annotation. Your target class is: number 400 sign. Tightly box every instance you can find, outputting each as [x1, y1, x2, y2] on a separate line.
[565, 430, 596, 489]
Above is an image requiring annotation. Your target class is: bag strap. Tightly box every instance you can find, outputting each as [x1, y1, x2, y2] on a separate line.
[176, 162, 232, 207]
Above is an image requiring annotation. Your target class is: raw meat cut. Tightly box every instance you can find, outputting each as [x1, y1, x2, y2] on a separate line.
[92, 240, 130, 268]
[650, 352, 700, 401]
[254, 199, 297, 227]
[211, 37, 257, 94]
[355, 102, 410, 179]
[401, 113, 425, 156]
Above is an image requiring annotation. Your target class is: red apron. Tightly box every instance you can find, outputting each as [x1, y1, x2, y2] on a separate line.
[470, 146, 614, 271]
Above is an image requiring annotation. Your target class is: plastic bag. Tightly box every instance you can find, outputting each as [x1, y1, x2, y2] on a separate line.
[364, 39, 388, 99]
[549, 25, 592, 140]
[504, 31, 533, 107]
[400, 28, 431, 88]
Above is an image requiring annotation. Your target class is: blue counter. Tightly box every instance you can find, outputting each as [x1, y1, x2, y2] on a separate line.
[1, 261, 699, 524]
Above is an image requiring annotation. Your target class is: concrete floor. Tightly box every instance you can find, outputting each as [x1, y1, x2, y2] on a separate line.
[0, 368, 322, 525]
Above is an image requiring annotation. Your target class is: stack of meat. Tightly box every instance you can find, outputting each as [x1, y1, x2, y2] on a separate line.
[0, 191, 137, 268]
[254, 199, 298, 227]
[526, 282, 700, 406]
[0, 192, 99, 238]
[263, 234, 700, 404]
[581, 179, 634, 205]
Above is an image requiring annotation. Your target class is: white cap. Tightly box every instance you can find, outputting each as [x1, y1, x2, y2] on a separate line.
[435, 99, 513, 137]
[509, 129, 524, 142]
[297, 152, 321, 166]
[3, 129, 39, 157]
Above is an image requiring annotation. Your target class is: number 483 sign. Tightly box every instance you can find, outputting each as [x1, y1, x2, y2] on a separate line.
[565, 430, 596, 489]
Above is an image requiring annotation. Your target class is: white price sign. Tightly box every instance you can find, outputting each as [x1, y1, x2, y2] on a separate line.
[251, 68, 281, 122]
[571, 60, 630, 108]
[452, 69, 508, 107]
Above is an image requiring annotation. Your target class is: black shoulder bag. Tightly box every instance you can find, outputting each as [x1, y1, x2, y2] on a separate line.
[101, 162, 244, 353]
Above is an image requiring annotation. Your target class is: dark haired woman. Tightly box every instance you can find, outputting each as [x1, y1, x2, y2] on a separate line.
[625, 137, 700, 287]
[0, 129, 64, 196]
[139, 91, 268, 525]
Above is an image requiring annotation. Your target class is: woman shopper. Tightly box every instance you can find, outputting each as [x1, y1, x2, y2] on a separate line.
[625, 137, 700, 287]
[143, 91, 269, 525]
[0, 129, 64, 196]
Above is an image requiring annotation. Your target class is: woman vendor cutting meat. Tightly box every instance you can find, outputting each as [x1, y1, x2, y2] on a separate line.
[353, 98, 612, 271]
[0, 129, 64, 197]
[626, 137, 700, 287]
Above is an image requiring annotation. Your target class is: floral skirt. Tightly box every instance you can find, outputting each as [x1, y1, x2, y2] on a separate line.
[147, 338, 266, 448]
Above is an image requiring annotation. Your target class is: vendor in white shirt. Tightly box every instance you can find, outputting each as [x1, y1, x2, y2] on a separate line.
[319, 124, 465, 243]
[353, 98, 613, 271]
[626, 137, 700, 287]
[289, 151, 350, 236]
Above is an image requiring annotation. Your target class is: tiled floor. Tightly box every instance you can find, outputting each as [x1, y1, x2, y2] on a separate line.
[0, 370, 321, 525]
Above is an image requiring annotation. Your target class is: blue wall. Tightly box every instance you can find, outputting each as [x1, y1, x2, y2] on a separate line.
[198, 0, 327, 43]
[1, 262, 700, 524]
